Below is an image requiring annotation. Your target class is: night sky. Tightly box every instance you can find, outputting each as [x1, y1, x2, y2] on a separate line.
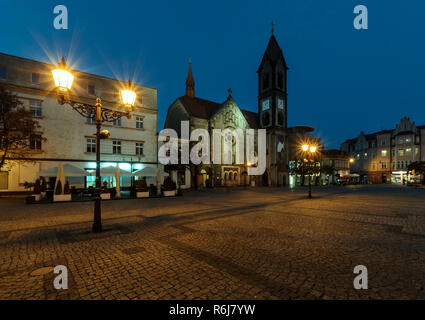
[1, 0, 425, 149]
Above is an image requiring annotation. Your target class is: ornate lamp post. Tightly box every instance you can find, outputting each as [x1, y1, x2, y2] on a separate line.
[52, 57, 137, 232]
[301, 144, 317, 199]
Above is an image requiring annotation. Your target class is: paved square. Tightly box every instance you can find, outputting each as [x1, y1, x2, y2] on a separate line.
[1, 185, 425, 299]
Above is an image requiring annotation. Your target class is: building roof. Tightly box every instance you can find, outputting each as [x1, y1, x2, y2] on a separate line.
[178, 95, 221, 119]
[240, 110, 258, 129]
[342, 129, 397, 144]
[178, 95, 258, 129]
[257, 35, 287, 72]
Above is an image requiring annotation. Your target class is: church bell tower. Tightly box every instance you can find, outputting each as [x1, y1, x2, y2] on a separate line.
[257, 28, 288, 129]
[257, 27, 289, 187]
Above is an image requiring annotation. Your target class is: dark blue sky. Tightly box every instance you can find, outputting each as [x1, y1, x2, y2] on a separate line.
[1, 1, 425, 149]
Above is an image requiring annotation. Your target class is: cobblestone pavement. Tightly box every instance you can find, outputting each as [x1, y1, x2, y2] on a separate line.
[1, 185, 425, 300]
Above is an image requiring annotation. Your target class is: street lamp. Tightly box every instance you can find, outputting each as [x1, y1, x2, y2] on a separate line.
[300, 144, 318, 199]
[52, 57, 136, 233]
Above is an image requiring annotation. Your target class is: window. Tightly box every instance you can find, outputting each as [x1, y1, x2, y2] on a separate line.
[398, 149, 404, 157]
[88, 85, 95, 95]
[261, 112, 270, 127]
[356, 153, 360, 160]
[391, 149, 395, 157]
[277, 72, 283, 89]
[398, 137, 405, 145]
[381, 150, 387, 157]
[381, 139, 386, 147]
[113, 119, 121, 126]
[277, 111, 284, 126]
[136, 142, 144, 155]
[262, 73, 269, 90]
[406, 137, 412, 144]
[364, 152, 368, 159]
[381, 162, 387, 169]
[112, 140, 121, 154]
[397, 161, 400, 169]
[29, 134, 42, 150]
[416, 136, 420, 144]
[136, 117, 144, 129]
[0, 171, 8, 189]
[87, 117, 96, 124]
[371, 141, 376, 148]
[415, 147, 419, 156]
[29, 100, 42, 117]
[406, 148, 412, 155]
[31, 73, 40, 84]
[86, 138, 96, 153]
[0, 67, 6, 79]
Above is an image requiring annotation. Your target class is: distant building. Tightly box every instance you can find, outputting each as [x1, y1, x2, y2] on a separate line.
[0, 52, 158, 192]
[320, 149, 350, 185]
[340, 117, 425, 184]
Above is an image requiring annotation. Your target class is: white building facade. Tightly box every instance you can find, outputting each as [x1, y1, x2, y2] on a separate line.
[0, 53, 158, 192]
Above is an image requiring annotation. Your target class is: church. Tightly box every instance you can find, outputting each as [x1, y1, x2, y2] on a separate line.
[163, 32, 290, 188]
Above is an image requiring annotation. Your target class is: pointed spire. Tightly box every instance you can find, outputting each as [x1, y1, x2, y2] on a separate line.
[185, 60, 195, 98]
[271, 21, 274, 35]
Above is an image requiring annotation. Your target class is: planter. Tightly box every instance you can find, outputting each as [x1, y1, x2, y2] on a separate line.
[137, 191, 149, 198]
[101, 193, 110, 200]
[53, 194, 71, 202]
[32, 194, 41, 201]
[164, 190, 176, 197]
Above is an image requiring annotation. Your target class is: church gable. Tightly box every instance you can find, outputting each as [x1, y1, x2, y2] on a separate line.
[210, 97, 250, 130]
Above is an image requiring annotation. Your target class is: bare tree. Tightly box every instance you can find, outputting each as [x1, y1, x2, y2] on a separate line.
[0, 85, 44, 170]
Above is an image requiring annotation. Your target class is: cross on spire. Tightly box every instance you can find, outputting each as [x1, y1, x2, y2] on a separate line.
[228, 88, 232, 97]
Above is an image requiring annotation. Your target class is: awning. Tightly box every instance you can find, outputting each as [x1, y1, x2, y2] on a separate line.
[38, 164, 90, 177]
[97, 166, 134, 177]
[133, 166, 169, 177]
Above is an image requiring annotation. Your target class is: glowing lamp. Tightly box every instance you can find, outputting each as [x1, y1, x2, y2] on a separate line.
[302, 145, 309, 152]
[121, 80, 136, 108]
[310, 146, 317, 153]
[52, 57, 74, 91]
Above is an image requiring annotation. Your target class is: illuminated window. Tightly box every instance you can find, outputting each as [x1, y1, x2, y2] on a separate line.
[86, 138, 96, 153]
[406, 148, 412, 155]
[381, 150, 387, 157]
[29, 134, 42, 150]
[112, 140, 121, 154]
[29, 100, 42, 117]
[135, 142, 144, 155]
[136, 117, 144, 129]
[31, 73, 40, 84]
[398, 149, 404, 157]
